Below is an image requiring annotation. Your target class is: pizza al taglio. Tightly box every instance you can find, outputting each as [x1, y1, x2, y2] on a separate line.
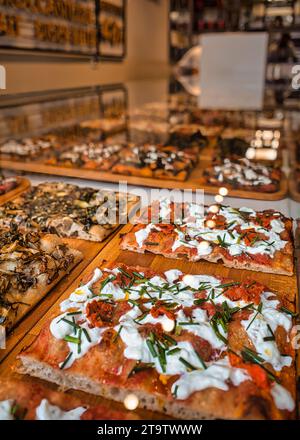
[120, 200, 294, 276]
[0, 136, 57, 160]
[111, 144, 197, 181]
[0, 182, 139, 242]
[0, 226, 82, 331]
[46, 142, 124, 171]
[0, 379, 138, 420]
[203, 159, 282, 193]
[18, 263, 296, 420]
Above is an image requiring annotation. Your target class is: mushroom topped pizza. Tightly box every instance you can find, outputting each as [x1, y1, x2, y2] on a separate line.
[0, 226, 82, 331]
[0, 182, 139, 242]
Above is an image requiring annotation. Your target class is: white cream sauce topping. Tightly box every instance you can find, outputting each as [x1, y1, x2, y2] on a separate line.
[0, 400, 14, 420]
[134, 201, 288, 260]
[213, 159, 273, 186]
[270, 383, 295, 412]
[35, 399, 86, 420]
[171, 356, 250, 400]
[49, 267, 294, 410]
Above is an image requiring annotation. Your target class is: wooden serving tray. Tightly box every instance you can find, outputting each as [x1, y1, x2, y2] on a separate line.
[289, 170, 300, 202]
[0, 224, 298, 419]
[0, 159, 288, 201]
[0, 177, 30, 205]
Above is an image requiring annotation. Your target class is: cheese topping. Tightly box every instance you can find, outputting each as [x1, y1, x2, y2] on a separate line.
[171, 357, 250, 400]
[270, 383, 295, 412]
[0, 400, 14, 420]
[134, 201, 288, 260]
[35, 399, 86, 420]
[49, 266, 294, 410]
[212, 159, 274, 187]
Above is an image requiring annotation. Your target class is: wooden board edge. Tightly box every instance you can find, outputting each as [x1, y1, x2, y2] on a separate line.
[0, 160, 289, 201]
[0, 176, 31, 205]
[288, 170, 300, 202]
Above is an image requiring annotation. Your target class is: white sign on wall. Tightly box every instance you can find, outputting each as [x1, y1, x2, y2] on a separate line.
[199, 32, 268, 110]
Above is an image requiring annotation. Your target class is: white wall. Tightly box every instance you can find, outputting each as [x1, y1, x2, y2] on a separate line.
[0, 0, 170, 96]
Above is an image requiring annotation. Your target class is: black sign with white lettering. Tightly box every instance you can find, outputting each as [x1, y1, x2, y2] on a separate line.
[0, 0, 97, 56]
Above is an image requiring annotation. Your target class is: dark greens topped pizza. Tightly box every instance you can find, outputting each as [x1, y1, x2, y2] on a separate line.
[0, 226, 82, 330]
[0, 182, 139, 242]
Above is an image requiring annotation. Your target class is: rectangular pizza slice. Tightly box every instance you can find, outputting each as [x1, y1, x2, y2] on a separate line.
[203, 159, 282, 193]
[46, 142, 124, 171]
[0, 227, 82, 331]
[0, 378, 138, 420]
[0, 135, 58, 161]
[0, 182, 139, 242]
[17, 263, 296, 420]
[112, 144, 196, 181]
[120, 200, 294, 276]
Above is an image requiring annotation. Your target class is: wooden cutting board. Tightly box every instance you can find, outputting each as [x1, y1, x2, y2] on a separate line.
[0, 159, 288, 201]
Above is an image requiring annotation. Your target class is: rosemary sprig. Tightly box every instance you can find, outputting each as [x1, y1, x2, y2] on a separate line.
[60, 352, 73, 370]
[118, 267, 133, 279]
[146, 338, 157, 358]
[172, 385, 179, 398]
[179, 357, 197, 371]
[66, 311, 82, 316]
[113, 325, 123, 343]
[216, 282, 240, 290]
[167, 347, 181, 356]
[128, 362, 154, 378]
[280, 306, 298, 318]
[64, 335, 81, 344]
[246, 302, 263, 330]
[263, 324, 275, 342]
[82, 327, 91, 343]
[77, 329, 82, 354]
[217, 234, 230, 248]
[194, 350, 207, 370]
[100, 275, 116, 291]
[241, 346, 280, 383]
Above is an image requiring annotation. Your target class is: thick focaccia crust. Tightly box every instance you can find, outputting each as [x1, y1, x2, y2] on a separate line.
[0, 231, 82, 331]
[0, 379, 138, 420]
[0, 182, 139, 242]
[17, 263, 296, 420]
[120, 203, 294, 277]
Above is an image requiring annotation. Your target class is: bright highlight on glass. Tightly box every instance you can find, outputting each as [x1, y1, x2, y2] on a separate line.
[219, 187, 228, 197]
[214, 194, 223, 203]
[124, 394, 139, 410]
[206, 220, 216, 228]
[208, 204, 219, 214]
[246, 147, 256, 160]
